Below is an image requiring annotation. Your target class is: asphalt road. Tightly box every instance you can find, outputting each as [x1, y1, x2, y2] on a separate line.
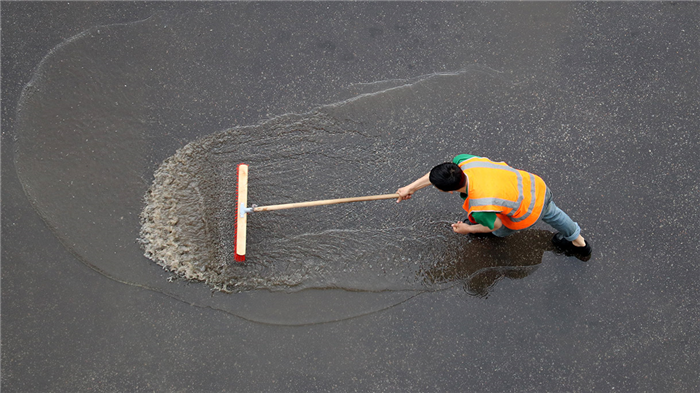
[3, 2, 699, 392]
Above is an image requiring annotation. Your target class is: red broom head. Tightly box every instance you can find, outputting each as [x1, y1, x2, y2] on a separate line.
[234, 163, 249, 262]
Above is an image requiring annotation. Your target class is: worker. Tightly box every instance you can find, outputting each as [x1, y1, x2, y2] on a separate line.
[396, 154, 592, 259]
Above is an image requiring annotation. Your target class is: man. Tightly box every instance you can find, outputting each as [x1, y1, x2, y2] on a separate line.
[396, 154, 592, 259]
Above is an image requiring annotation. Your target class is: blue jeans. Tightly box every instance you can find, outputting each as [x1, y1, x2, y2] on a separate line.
[491, 189, 581, 241]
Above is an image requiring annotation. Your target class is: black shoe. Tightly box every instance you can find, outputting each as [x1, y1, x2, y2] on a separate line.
[552, 233, 592, 261]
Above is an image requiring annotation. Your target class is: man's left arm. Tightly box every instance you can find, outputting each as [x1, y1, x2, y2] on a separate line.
[451, 217, 503, 234]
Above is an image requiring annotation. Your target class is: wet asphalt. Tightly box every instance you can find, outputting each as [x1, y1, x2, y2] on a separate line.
[3, 2, 699, 392]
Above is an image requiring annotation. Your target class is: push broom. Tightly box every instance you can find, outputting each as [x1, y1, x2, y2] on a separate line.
[234, 163, 399, 261]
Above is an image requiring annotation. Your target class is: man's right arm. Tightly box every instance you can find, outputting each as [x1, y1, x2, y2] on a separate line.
[396, 172, 431, 202]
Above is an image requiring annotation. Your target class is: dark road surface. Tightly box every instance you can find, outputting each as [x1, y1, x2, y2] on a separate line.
[3, 2, 699, 391]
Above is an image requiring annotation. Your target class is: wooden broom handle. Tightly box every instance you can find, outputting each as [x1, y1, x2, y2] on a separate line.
[252, 193, 400, 212]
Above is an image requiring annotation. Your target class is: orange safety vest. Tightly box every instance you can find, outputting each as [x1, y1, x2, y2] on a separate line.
[459, 157, 548, 230]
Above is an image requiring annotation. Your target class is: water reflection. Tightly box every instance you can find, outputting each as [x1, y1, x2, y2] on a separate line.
[422, 229, 555, 297]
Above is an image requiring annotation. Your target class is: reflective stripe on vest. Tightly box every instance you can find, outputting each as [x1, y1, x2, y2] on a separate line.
[459, 157, 547, 230]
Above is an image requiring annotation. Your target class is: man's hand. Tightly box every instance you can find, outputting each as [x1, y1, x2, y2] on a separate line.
[396, 186, 414, 202]
[452, 218, 501, 235]
[396, 172, 432, 203]
[451, 221, 473, 235]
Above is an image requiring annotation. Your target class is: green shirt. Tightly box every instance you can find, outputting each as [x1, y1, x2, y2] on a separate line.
[452, 154, 498, 230]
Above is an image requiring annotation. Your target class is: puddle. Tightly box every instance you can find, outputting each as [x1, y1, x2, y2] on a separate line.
[14, 8, 552, 324]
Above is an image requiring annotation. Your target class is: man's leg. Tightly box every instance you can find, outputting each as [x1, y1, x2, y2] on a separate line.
[492, 226, 516, 238]
[541, 199, 590, 256]
[541, 200, 581, 242]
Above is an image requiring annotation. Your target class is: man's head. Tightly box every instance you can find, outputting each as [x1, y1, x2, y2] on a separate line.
[429, 162, 466, 192]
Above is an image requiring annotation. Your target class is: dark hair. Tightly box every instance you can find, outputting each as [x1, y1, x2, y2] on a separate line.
[429, 162, 466, 191]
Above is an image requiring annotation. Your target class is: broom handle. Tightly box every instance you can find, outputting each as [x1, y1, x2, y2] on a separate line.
[252, 193, 400, 212]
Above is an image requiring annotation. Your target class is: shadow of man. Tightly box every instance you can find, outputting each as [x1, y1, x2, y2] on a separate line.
[420, 229, 556, 297]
